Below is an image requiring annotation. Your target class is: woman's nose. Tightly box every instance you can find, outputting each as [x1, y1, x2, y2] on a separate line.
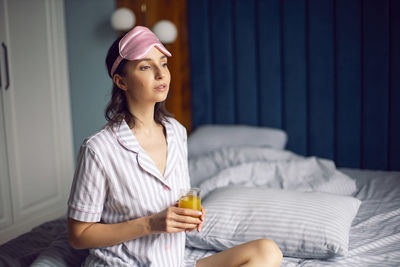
[155, 68, 165, 79]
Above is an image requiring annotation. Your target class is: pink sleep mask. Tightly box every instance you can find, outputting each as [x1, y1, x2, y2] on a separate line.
[110, 26, 172, 77]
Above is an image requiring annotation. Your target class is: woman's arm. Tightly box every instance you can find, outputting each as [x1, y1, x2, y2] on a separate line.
[68, 206, 202, 249]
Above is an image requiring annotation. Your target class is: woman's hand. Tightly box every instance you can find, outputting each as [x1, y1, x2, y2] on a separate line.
[148, 206, 202, 234]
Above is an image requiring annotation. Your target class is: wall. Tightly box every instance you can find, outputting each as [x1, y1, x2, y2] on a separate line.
[188, 0, 400, 171]
[64, 0, 117, 156]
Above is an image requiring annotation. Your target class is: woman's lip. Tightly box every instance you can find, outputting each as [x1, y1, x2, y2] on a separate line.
[155, 84, 167, 91]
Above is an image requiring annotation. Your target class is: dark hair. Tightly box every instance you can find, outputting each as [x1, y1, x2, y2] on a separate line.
[104, 36, 172, 129]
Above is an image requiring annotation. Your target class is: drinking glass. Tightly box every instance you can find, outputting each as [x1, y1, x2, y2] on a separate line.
[179, 188, 201, 216]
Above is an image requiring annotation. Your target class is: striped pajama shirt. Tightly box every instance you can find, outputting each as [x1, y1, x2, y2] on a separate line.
[67, 118, 194, 267]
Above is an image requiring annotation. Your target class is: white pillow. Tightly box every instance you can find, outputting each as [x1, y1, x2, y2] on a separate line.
[186, 186, 361, 259]
[188, 125, 287, 157]
[197, 157, 357, 197]
[189, 146, 301, 187]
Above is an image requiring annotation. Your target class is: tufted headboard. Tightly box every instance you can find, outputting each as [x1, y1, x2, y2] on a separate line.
[186, 0, 400, 171]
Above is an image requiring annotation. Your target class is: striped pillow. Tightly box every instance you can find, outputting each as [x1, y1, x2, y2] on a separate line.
[186, 186, 361, 259]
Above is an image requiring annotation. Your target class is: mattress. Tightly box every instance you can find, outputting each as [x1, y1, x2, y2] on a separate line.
[0, 168, 399, 267]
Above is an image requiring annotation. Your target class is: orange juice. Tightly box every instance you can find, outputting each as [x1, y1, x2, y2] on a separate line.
[179, 195, 201, 216]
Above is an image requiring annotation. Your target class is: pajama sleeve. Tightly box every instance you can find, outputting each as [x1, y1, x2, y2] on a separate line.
[67, 144, 107, 222]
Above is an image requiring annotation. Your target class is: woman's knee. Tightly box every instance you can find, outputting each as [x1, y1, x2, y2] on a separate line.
[253, 239, 283, 266]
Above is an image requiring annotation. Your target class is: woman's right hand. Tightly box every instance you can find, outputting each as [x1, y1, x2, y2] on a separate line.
[148, 206, 202, 234]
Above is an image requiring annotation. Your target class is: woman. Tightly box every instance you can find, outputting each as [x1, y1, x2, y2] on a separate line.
[67, 26, 282, 267]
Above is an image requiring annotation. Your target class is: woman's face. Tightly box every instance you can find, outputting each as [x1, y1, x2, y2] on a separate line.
[120, 46, 171, 106]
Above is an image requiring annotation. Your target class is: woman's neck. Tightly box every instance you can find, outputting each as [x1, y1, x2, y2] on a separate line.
[129, 103, 159, 134]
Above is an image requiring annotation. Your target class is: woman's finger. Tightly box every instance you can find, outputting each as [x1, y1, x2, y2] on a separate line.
[197, 220, 203, 232]
[196, 207, 206, 232]
[200, 206, 206, 222]
[166, 220, 198, 231]
[169, 212, 201, 225]
[174, 207, 202, 218]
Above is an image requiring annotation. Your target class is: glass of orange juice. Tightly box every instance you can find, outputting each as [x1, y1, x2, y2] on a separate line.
[179, 188, 201, 217]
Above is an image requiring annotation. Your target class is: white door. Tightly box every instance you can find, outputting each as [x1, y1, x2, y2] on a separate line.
[0, 0, 74, 243]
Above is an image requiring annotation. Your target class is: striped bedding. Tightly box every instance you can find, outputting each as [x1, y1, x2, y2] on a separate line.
[185, 168, 400, 266]
[0, 153, 399, 266]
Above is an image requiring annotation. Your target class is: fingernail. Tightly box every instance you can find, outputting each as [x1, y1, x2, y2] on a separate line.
[198, 212, 202, 215]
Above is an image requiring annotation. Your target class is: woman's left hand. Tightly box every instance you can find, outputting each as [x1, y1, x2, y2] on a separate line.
[175, 201, 205, 233]
[197, 206, 206, 232]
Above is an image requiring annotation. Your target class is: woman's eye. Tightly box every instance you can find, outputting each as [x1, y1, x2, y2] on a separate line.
[140, 65, 150, 71]
[162, 62, 168, 67]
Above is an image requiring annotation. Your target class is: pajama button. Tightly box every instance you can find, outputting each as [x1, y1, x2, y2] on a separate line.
[163, 185, 170, 191]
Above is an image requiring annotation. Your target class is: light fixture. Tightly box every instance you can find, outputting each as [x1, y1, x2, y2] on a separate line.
[110, 7, 177, 44]
[152, 20, 178, 44]
[110, 8, 136, 31]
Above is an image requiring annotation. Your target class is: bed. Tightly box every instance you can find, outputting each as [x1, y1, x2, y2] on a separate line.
[0, 125, 399, 267]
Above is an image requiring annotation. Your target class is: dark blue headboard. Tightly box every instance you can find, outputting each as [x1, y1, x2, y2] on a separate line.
[187, 0, 400, 171]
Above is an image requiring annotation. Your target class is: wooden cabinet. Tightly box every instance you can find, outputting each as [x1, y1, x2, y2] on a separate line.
[0, 0, 74, 244]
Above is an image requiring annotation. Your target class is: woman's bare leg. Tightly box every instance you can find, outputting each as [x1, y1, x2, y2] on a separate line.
[196, 239, 283, 267]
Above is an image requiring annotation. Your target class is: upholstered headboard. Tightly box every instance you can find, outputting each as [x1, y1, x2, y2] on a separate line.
[187, 0, 400, 171]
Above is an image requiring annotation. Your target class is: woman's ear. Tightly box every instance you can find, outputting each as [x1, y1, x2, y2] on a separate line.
[113, 74, 128, 91]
